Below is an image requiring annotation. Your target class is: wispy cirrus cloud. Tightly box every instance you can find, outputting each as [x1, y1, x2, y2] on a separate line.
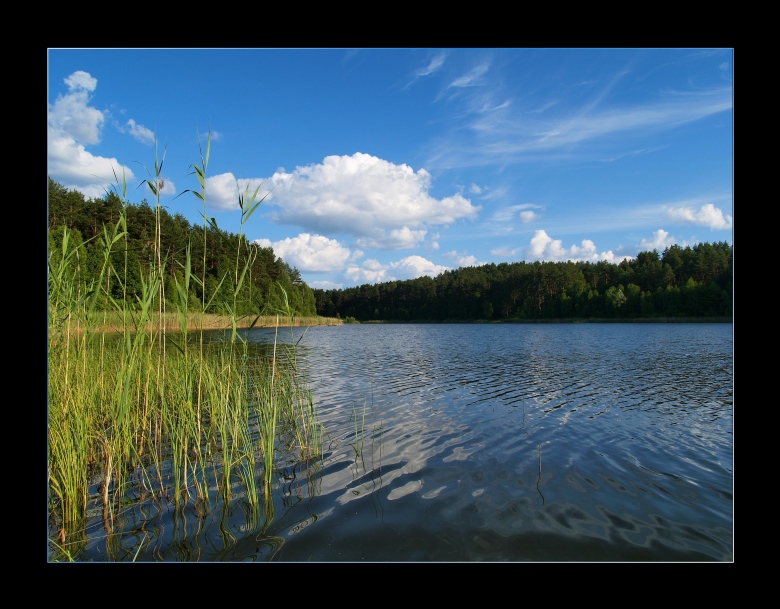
[490, 204, 541, 225]
[404, 52, 448, 90]
[415, 52, 447, 77]
[426, 77, 733, 170]
[449, 63, 490, 89]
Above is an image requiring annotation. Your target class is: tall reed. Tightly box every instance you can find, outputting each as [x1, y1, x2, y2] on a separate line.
[47, 134, 323, 561]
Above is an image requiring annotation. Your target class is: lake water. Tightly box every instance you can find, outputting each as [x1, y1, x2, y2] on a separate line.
[70, 322, 734, 562]
[236, 322, 733, 562]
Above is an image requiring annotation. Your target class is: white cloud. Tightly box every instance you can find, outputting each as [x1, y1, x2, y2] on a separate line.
[525, 229, 614, 262]
[64, 70, 97, 92]
[47, 134, 131, 199]
[415, 53, 446, 77]
[345, 260, 388, 284]
[490, 247, 521, 257]
[310, 280, 343, 290]
[356, 227, 428, 250]
[477, 186, 507, 201]
[125, 119, 156, 145]
[49, 71, 105, 146]
[48, 70, 136, 196]
[254, 233, 352, 272]
[449, 63, 490, 88]
[345, 255, 450, 284]
[490, 204, 541, 225]
[445, 250, 486, 268]
[391, 255, 449, 279]
[211, 153, 481, 249]
[532, 90, 733, 150]
[665, 203, 732, 230]
[428, 84, 733, 170]
[639, 229, 676, 251]
[519, 211, 538, 223]
[204, 173, 246, 211]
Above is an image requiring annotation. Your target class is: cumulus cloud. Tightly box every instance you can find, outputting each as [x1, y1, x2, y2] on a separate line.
[125, 119, 156, 145]
[639, 229, 677, 251]
[345, 255, 450, 284]
[204, 173, 249, 210]
[253, 233, 353, 272]
[445, 250, 486, 268]
[310, 280, 343, 290]
[208, 153, 481, 249]
[47, 134, 130, 199]
[392, 255, 450, 278]
[52, 71, 103, 145]
[525, 229, 614, 262]
[665, 203, 732, 230]
[64, 70, 97, 92]
[48, 70, 136, 197]
[356, 227, 428, 249]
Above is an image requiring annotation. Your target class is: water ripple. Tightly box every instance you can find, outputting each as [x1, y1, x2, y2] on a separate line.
[237, 323, 732, 561]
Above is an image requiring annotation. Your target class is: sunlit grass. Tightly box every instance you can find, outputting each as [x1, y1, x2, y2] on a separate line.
[47, 134, 329, 561]
[83, 311, 343, 334]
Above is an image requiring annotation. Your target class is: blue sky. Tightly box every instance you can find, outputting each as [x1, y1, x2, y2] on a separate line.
[47, 48, 733, 290]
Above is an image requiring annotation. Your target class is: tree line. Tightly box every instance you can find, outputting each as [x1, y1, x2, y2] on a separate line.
[47, 178, 317, 316]
[314, 242, 733, 322]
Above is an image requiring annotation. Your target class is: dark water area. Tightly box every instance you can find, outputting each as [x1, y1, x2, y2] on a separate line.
[69, 322, 734, 562]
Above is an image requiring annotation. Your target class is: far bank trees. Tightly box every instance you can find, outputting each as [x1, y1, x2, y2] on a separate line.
[314, 242, 732, 322]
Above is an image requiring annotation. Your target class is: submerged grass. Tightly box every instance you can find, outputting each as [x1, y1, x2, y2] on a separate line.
[47, 134, 325, 561]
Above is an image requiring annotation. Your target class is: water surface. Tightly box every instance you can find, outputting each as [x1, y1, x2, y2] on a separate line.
[71, 322, 733, 562]
[236, 322, 733, 561]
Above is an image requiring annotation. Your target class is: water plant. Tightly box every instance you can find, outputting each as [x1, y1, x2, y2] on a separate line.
[47, 133, 324, 561]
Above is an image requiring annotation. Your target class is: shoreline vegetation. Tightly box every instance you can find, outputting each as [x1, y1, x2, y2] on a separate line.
[65, 313, 732, 335]
[314, 242, 732, 323]
[71, 313, 732, 336]
[48, 134, 328, 561]
[82, 312, 344, 334]
[355, 316, 732, 324]
[47, 129, 731, 562]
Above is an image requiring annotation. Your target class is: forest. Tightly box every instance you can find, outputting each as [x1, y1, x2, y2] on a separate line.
[48, 177, 733, 324]
[47, 178, 317, 317]
[313, 241, 733, 322]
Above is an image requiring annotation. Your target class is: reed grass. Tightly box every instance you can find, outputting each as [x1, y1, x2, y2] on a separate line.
[47, 134, 325, 561]
[82, 311, 342, 334]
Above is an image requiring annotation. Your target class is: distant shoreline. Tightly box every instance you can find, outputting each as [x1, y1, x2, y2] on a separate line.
[356, 317, 733, 324]
[56, 313, 344, 335]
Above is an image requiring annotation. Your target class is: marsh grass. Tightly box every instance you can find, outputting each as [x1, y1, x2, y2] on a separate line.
[47, 134, 324, 561]
[83, 311, 342, 334]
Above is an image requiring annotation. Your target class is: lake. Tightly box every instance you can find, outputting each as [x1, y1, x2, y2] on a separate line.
[69, 322, 734, 562]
